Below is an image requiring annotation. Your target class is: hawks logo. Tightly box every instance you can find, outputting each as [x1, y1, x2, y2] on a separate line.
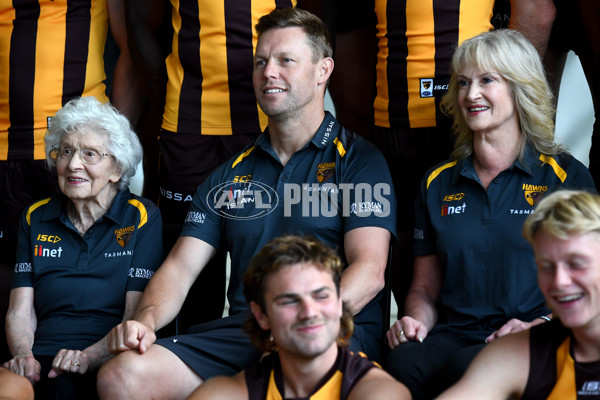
[525, 191, 543, 206]
[522, 184, 549, 206]
[114, 226, 135, 248]
[317, 162, 335, 183]
[420, 78, 434, 97]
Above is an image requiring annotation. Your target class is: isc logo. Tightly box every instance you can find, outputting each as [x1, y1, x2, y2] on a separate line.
[233, 175, 252, 183]
[36, 234, 61, 243]
[443, 193, 465, 202]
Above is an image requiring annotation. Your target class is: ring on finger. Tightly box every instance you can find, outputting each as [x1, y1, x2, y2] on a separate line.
[71, 362, 80, 367]
[397, 330, 404, 339]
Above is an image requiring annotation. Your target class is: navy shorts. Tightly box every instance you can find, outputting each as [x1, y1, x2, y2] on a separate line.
[156, 312, 262, 380]
[156, 307, 383, 379]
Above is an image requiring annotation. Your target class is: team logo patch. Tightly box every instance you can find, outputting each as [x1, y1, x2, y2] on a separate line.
[115, 225, 135, 247]
[317, 162, 335, 183]
[525, 191, 544, 206]
[420, 78, 433, 97]
[522, 184, 549, 207]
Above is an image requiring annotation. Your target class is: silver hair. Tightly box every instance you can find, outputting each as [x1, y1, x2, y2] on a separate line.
[45, 96, 142, 190]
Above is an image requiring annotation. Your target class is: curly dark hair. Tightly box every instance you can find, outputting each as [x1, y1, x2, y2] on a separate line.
[243, 235, 353, 353]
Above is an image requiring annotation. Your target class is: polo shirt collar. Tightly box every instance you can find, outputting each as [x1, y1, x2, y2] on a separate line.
[41, 188, 131, 226]
[256, 111, 340, 153]
[310, 111, 341, 149]
[454, 144, 539, 184]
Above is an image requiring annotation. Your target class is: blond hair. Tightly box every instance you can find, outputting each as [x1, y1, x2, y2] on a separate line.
[440, 29, 562, 161]
[523, 190, 600, 242]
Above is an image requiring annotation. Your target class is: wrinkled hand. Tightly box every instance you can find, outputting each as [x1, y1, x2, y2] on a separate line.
[485, 318, 534, 343]
[107, 320, 156, 354]
[48, 349, 91, 378]
[386, 316, 428, 349]
[3, 355, 41, 384]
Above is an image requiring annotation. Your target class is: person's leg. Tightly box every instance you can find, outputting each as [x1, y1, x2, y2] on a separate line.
[0, 367, 33, 400]
[97, 344, 202, 400]
[382, 333, 467, 400]
[34, 355, 99, 400]
[430, 342, 486, 397]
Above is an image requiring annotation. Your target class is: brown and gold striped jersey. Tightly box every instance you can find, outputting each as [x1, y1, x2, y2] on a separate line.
[162, 0, 296, 136]
[373, 0, 494, 129]
[0, 0, 109, 160]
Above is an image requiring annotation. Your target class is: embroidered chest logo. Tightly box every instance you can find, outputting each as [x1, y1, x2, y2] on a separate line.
[114, 225, 135, 248]
[579, 381, 600, 395]
[441, 193, 467, 216]
[522, 183, 548, 206]
[317, 162, 335, 183]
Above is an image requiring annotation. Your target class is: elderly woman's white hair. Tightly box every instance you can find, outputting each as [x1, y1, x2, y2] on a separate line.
[45, 96, 142, 190]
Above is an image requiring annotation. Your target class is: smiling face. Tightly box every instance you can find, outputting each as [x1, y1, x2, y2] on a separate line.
[253, 27, 329, 121]
[56, 130, 121, 204]
[533, 229, 600, 331]
[250, 263, 342, 360]
[457, 65, 519, 136]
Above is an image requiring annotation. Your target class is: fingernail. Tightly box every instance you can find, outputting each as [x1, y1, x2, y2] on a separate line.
[418, 336, 423, 343]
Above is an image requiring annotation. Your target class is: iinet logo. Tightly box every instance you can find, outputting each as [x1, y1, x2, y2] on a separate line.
[441, 203, 467, 216]
[33, 245, 63, 258]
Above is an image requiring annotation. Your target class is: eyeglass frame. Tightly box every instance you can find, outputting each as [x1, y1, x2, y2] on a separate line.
[50, 145, 112, 165]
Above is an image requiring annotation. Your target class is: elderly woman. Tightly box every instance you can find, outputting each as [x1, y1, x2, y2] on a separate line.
[383, 29, 596, 399]
[3, 97, 163, 399]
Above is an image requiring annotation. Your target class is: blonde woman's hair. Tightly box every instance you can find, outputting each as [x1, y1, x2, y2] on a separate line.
[440, 29, 563, 161]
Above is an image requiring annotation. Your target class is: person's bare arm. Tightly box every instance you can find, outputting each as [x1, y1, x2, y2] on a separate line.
[349, 367, 412, 400]
[107, 236, 216, 354]
[123, 0, 170, 111]
[47, 291, 144, 378]
[341, 227, 390, 315]
[106, 0, 146, 125]
[186, 372, 249, 400]
[3, 288, 40, 384]
[437, 330, 530, 399]
[387, 254, 442, 348]
[509, 0, 556, 56]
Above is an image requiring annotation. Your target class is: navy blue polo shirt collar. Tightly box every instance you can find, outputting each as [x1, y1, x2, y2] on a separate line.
[256, 111, 340, 154]
[310, 111, 341, 149]
[39, 188, 132, 226]
[453, 144, 539, 184]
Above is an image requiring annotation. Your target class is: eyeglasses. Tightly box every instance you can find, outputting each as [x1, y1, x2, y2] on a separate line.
[50, 146, 111, 165]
